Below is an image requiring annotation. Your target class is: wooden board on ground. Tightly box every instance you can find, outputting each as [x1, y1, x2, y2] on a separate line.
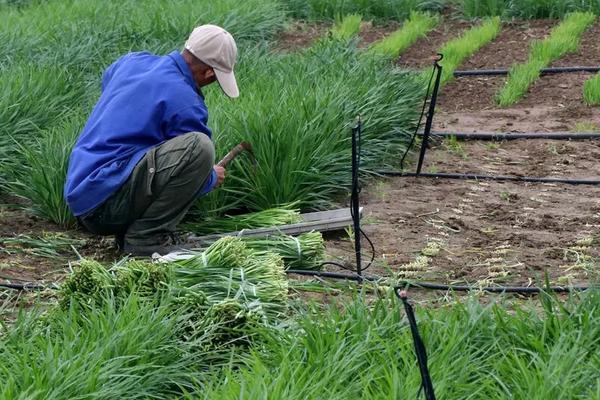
[189, 207, 362, 244]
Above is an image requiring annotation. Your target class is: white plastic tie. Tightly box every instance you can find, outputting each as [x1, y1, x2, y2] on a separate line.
[293, 236, 302, 262]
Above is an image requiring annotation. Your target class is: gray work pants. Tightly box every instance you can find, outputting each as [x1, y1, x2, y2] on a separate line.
[78, 132, 215, 246]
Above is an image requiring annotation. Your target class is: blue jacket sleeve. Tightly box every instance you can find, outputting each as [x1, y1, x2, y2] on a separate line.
[198, 168, 218, 196]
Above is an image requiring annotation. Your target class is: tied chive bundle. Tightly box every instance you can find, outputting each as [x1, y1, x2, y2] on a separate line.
[114, 260, 171, 298]
[58, 259, 113, 310]
[59, 259, 172, 310]
[172, 237, 288, 320]
[241, 232, 325, 271]
[183, 207, 302, 235]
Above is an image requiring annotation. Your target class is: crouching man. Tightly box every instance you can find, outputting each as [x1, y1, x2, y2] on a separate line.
[65, 25, 238, 256]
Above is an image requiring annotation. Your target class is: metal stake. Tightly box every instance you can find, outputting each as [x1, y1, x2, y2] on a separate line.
[416, 54, 444, 175]
[351, 118, 362, 280]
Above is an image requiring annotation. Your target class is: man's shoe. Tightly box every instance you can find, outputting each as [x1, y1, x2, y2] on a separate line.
[122, 232, 202, 256]
[115, 233, 125, 251]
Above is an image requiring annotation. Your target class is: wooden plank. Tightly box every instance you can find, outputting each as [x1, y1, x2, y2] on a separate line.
[188, 207, 362, 244]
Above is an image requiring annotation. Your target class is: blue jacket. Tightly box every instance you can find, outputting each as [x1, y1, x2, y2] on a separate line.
[64, 51, 217, 216]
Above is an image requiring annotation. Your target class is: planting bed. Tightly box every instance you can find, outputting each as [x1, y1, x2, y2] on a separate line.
[275, 21, 330, 51]
[436, 20, 600, 129]
[269, 18, 600, 288]
[350, 153, 600, 285]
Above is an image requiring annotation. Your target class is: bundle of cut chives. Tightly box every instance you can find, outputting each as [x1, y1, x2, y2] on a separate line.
[241, 232, 325, 271]
[182, 206, 302, 235]
[171, 237, 288, 320]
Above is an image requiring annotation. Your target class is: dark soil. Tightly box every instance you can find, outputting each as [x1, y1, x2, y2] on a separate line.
[327, 173, 600, 286]
[397, 18, 474, 69]
[275, 21, 330, 52]
[322, 19, 600, 287]
[435, 20, 600, 131]
[357, 21, 400, 46]
[0, 207, 119, 285]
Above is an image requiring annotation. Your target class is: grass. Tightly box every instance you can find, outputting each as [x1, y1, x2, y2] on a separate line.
[583, 73, 600, 105]
[443, 135, 467, 158]
[0, 233, 85, 259]
[172, 237, 289, 320]
[330, 13, 362, 41]
[195, 41, 423, 215]
[3, 282, 599, 398]
[0, 0, 286, 70]
[455, 0, 600, 19]
[0, 294, 212, 398]
[196, 291, 600, 399]
[183, 206, 301, 235]
[431, 17, 502, 84]
[369, 11, 439, 58]
[0, 0, 424, 226]
[496, 12, 596, 107]
[0, 65, 89, 163]
[242, 232, 326, 270]
[574, 121, 600, 131]
[0, 0, 287, 189]
[454, 0, 508, 18]
[5, 113, 85, 228]
[281, 0, 445, 22]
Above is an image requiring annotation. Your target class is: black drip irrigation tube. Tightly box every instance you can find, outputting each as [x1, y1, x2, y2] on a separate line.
[402, 57, 600, 185]
[286, 270, 595, 293]
[422, 131, 600, 141]
[453, 66, 600, 77]
[5, 273, 595, 294]
[0, 282, 55, 291]
[377, 171, 600, 185]
[397, 289, 436, 400]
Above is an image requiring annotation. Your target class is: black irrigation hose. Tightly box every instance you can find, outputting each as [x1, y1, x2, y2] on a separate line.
[400, 62, 437, 170]
[424, 131, 600, 141]
[286, 269, 381, 281]
[397, 289, 436, 400]
[395, 281, 595, 293]
[453, 66, 600, 77]
[377, 171, 600, 185]
[4, 273, 596, 294]
[285, 270, 596, 293]
[0, 282, 55, 291]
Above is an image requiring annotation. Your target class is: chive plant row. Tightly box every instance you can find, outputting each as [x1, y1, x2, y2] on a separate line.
[195, 43, 422, 216]
[281, 0, 444, 21]
[369, 11, 439, 58]
[583, 73, 600, 105]
[428, 17, 501, 84]
[496, 12, 596, 107]
[455, 0, 600, 19]
[330, 13, 363, 40]
[200, 292, 600, 399]
[3, 276, 599, 398]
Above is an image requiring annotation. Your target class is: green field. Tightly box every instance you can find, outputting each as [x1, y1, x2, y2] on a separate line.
[1, 0, 599, 398]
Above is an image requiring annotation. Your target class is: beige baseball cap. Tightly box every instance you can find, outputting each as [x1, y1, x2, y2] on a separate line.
[185, 25, 239, 98]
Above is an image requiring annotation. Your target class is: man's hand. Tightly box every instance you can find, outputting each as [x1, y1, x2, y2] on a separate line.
[214, 165, 226, 187]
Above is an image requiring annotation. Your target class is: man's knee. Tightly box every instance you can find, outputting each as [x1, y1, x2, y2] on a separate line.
[180, 132, 215, 167]
[159, 132, 215, 176]
[174, 134, 215, 191]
